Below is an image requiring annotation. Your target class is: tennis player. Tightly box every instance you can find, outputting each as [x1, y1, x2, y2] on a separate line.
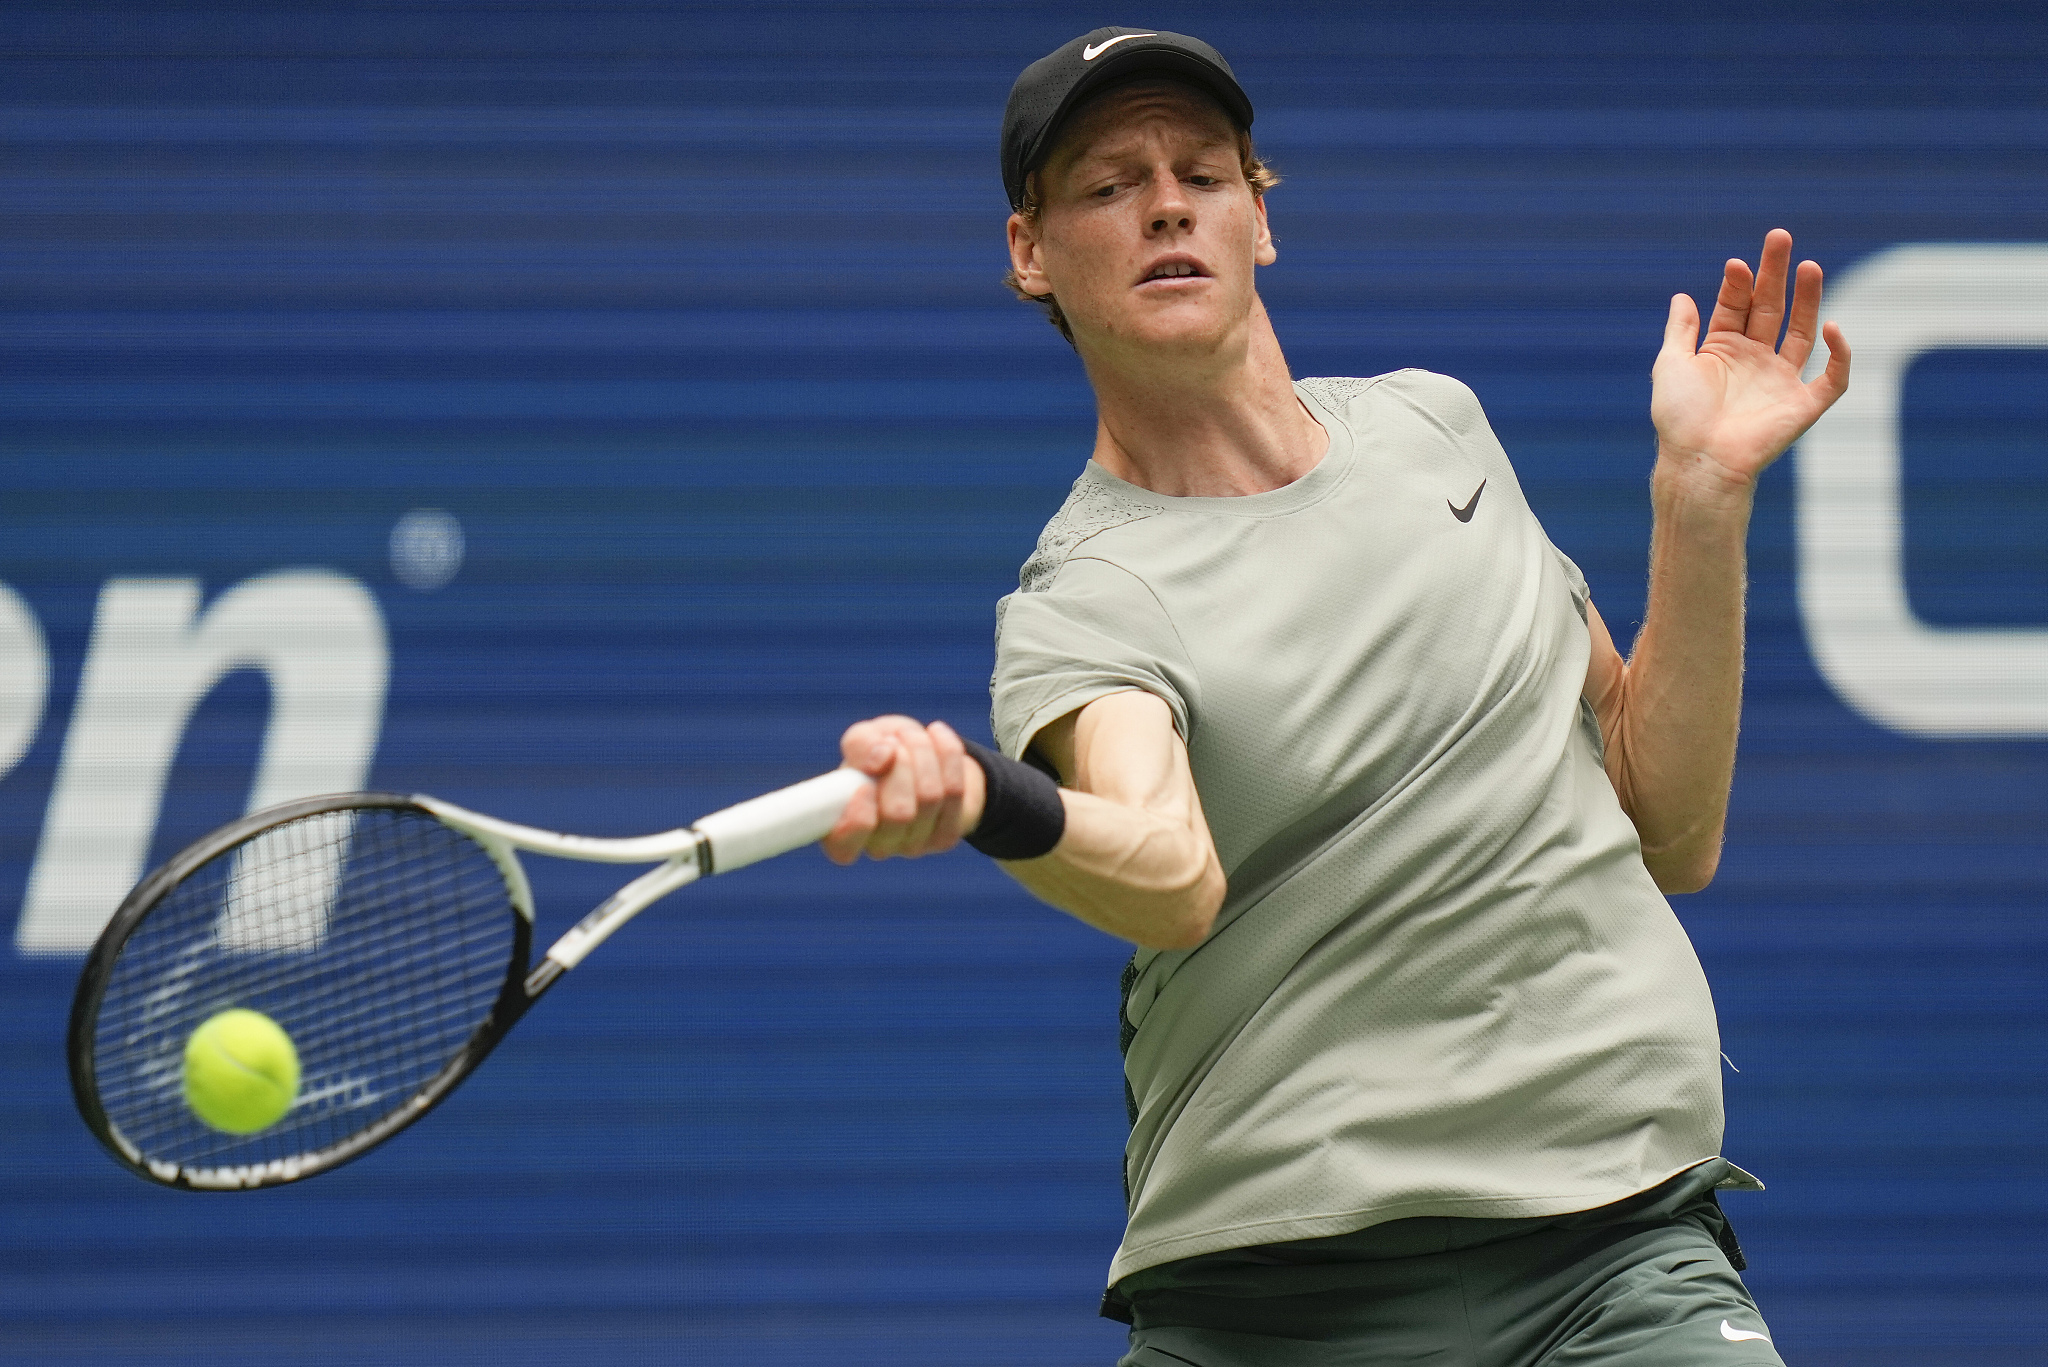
[824, 28, 1850, 1366]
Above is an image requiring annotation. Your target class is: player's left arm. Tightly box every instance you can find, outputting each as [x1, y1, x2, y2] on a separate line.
[1584, 228, 1851, 894]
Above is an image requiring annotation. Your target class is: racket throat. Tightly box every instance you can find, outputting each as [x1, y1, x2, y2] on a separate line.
[537, 838, 709, 975]
[523, 957, 567, 998]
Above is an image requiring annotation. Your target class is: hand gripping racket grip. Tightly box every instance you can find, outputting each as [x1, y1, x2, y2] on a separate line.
[692, 766, 874, 874]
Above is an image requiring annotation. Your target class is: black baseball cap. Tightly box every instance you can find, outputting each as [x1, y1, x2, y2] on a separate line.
[1000, 28, 1255, 212]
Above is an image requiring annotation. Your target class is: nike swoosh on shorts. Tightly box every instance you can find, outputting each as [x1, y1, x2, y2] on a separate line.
[1720, 1319, 1772, 1343]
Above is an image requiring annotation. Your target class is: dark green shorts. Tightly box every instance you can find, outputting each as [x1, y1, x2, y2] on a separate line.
[1112, 1165, 1782, 1367]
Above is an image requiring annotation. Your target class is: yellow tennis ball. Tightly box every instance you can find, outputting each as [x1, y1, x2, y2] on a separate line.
[183, 1008, 300, 1135]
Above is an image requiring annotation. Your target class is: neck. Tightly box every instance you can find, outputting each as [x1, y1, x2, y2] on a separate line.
[1077, 297, 1326, 498]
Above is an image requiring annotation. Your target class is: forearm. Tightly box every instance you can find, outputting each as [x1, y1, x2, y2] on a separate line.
[1608, 228, 1849, 890]
[1609, 449, 1755, 891]
[999, 789, 1225, 950]
[824, 697, 1225, 949]
[989, 690, 1226, 951]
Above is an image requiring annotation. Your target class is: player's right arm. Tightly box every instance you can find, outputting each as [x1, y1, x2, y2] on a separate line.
[1009, 690, 1226, 949]
[822, 691, 1225, 951]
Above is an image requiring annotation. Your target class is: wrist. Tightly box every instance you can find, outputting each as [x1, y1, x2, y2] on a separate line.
[961, 750, 986, 834]
[958, 739, 1065, 861]
[1651, 443, 1759, 523]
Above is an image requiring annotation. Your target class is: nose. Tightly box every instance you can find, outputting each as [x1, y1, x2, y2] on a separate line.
[1144, 169, 1193, 236]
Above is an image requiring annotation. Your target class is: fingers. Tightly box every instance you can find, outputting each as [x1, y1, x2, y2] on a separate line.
[1657, 293, 1700, 369]
[926, 720, 969, 851]
[828, 714, 970, 862]
[894, 730, 949, 853]
[1780, 259, 1824, 370]
[825, 718, 894, 863]
[869, 737, 922, 855]
[1805, 319, 1851, 408]
[821, 782, 878, 865]
[1744, 228, 1794, 346]
[839, 717, 897, 775]
[1705, 257, 1754, 337]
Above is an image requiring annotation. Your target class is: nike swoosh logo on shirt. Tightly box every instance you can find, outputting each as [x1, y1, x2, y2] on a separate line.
[1449, 480, 1486, 522]
[1083, 34, 1156, 60]
[1720, 1320, 1772, 1343]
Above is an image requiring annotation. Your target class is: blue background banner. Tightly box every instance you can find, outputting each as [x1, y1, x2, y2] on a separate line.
[2, 5, 2043, 1363]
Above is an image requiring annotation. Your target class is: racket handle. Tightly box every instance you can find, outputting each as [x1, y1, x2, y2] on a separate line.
[693, 767, 874, 874]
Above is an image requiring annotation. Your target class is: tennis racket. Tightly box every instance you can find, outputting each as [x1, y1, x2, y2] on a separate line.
[67, 767, 873, 1191]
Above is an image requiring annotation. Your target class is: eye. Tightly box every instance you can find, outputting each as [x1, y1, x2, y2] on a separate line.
[1187, 175, 1218, 187]
[1094, 184, 1118, 198]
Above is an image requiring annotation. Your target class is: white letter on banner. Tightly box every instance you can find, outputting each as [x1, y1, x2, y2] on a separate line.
[14, 570, 389, 955]
[1796, 243, 2048, 737]
[0, 584, 50, 784]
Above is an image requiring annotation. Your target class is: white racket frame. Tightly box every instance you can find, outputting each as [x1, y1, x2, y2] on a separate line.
[71, 765, 877, 1192]
[416, 765, 872, 972]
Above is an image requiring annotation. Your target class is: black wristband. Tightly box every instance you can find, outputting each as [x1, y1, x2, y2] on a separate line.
[961, 738, 1066, 861]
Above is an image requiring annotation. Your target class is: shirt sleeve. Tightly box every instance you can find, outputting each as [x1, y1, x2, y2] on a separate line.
[1548, 541, 1592, 625]
[990, 554, 1197, 762]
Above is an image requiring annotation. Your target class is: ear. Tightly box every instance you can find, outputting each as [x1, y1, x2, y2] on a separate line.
[1252, 194, 1277, 267]
[1006, 212, 1054, 297]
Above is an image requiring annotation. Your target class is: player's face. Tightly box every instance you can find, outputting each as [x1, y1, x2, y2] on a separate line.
[1010, 82, 1275, 360]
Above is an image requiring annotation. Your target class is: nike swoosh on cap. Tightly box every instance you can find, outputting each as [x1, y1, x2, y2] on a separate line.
[1083, 33, 1157, 60]
[1720, 1320, 1772, 1343]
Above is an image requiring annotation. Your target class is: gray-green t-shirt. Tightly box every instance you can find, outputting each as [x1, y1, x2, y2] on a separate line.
[990, 371, 1756, 1287]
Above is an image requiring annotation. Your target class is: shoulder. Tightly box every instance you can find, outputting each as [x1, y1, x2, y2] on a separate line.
[1298, 369, 1491, 439]
[997, 551, 1170, 652]
[1016, 468, 1165, 595]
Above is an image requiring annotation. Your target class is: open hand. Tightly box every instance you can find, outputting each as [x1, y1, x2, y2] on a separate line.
[1651, 229, 1851, 491]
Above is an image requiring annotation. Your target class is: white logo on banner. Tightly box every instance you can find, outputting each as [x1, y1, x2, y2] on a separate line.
[0, 584, 50, 786]
[14, 570, 389, 954]
[1796, 243, 2048, 737]
[389, 508, 465, 593]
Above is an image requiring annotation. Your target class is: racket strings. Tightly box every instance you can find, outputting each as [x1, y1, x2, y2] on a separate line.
[89, 806, 517, 1173]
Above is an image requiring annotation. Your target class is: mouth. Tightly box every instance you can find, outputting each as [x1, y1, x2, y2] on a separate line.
[1137, 257, 1208, 286]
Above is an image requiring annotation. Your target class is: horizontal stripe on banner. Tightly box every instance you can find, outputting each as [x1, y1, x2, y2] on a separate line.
[0, 308, 1672, 355]
[3, 107, 2046, 150]
[0, 379, 1097, 421]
